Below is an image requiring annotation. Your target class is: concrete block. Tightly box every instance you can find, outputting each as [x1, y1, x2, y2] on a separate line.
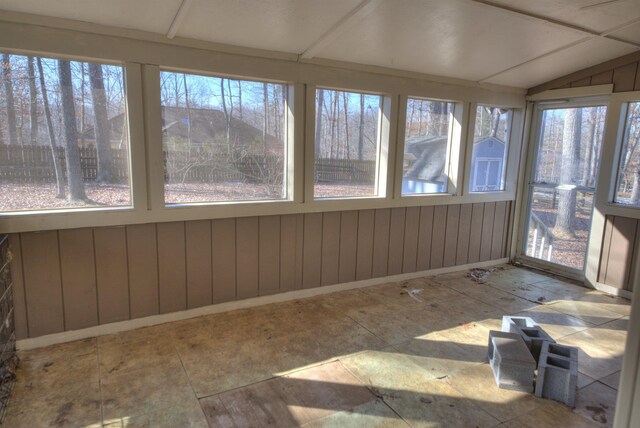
[488, 330, 536, 393]
[535, 342, 579, 407]
[502, 316, 555, 364]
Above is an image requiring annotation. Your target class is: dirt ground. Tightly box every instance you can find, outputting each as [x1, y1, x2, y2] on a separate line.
[0, 182, 375, 212]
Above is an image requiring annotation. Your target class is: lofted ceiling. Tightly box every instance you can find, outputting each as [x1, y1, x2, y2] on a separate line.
[0, 0, 639, 89]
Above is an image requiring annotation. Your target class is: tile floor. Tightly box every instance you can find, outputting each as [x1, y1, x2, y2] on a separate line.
[4, 265, 631, 427]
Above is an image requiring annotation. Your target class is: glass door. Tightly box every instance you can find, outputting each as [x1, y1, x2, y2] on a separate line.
[523, 103, 608, 274]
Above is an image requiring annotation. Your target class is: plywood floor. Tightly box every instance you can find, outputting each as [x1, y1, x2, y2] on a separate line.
[4, 265, 630, 427]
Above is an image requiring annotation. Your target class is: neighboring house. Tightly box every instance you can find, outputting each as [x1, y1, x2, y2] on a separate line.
[80, 106, 282, 155]
[469, 136, 506, 192]
[402, 135, 448, 194]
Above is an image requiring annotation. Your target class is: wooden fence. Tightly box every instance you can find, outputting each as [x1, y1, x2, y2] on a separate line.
[0, 145, 376, 184]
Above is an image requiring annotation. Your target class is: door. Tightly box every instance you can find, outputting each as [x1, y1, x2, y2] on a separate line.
[522, 103, 608, 274]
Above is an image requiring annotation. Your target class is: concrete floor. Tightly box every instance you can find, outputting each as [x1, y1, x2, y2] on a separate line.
[4, 265, 631, 427]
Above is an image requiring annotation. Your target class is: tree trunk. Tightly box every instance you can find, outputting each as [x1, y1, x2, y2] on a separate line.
[315, 89, 324, 158]
[583, 109, 597, 187]
[37, 58, 65, 198]
[89, 63, 115, 183]
[630, 168, 640, 205]
[555, 108, 582, 236]
[1, 54, 18, 145]
[358, 94, 365, 161]
[58, 59, 86, 201]
[408, 99, 415, 135]
[221, 79, 230, 153]
[490, 108, 500, 137]
[27, 57, 39, 145]
[262, 83, 269, 154]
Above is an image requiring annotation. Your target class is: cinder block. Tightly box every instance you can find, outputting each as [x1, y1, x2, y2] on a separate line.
[535, 342, 578, 407]
[488, 330, 536, 393]
[502, 316, 555, 364]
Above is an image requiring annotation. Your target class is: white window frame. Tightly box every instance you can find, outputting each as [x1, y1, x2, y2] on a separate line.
[465, 104, 516, 195]
[304, 85, 395, 207]
[609, 94, 640, 213]
[394, 96, 464, 200]
[154, 67, 298, 208]
[0, 19, 527, 233]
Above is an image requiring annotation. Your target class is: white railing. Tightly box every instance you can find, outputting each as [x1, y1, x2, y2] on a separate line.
[530, 212, 554, 262]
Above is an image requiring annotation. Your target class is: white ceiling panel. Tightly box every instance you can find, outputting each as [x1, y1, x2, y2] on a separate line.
[177, 0, 362, 53]
[484, 0, 640, 33]
[483, 37, 637, 87]
[313, 0, 588, 82]
[0, 0, 180, 34]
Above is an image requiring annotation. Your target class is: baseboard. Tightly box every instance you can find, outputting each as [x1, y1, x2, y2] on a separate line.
[16, 258, 509, 350]
[591, 281, 633, 300]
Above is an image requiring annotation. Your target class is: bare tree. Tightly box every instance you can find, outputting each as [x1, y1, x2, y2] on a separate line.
[88, 63, 116, 183]
[1, 54, 18, 145]
[358, 94, 365, 160]
[343, 92, 350, 159]
[37, 58, 65, 198]
[58, 59, 86, 201]
[555, 108, 582, 236]
[27, 56, 38, 145]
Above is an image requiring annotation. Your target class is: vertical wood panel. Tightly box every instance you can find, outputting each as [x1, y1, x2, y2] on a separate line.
[628, 222, 640, 292]
[338, 211, 358, 283]
[126, 223, 159, 318]
[416, 206, 434, 271]
[372, 208, 391, 278]
[491, 201, 507, 260]
[599, 216, 615, 283]
[212, 218, 236, 303]
[443, 204, 460, 267]
[590, 70, 613, 85]
[302, 213, 322, 288]
[59, 228, 98, 330]
[635, 62, 640, 91]
[468, 203, 485, 263]
[295, 214, 304, 289]
[402, 207, 420, 273]
[8, 234, 28, 339]
[157, 222, 187, 313]
[387, 208, 406, 275]
[479, 202, 496, 262]
[430, 205, 447, 269]
[321, 212, 341, 286]
[185, 220, 213, 308]
[570, 77, 591, 88]
[280, 215, 298, 292]
[503, 201, 513, 258]
[21, 231, 65, 336]
[259, 216, 281, 295]
[612, 63, 638, 92]
[456, 204, 473, 265]
[236, 217, 259, 299]
[604, 216, 637, 288]
[94, 227, 130, 324]
[356, 210, 375, 280]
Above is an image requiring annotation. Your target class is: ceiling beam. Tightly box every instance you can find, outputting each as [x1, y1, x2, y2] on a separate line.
[299, 0, 384, 60]
[166, 0, 193, 39]
[470, 0, 640, 49]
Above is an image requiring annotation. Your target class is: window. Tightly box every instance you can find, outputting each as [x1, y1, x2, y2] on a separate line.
[469, 105, 512, 192]
[401, 98, 454, 195]
[314, 88, 384, 199]
[160, 71, 288, 205]
[0, 53, 131, 212]
[614, 101, 640, 207]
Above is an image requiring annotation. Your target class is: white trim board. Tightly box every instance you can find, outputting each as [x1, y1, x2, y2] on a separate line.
[16, 258, 509, 350]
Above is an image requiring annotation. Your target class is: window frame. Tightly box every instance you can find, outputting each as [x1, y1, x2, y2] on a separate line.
[155, 67, 297, 207]
[394, 95, 463, 200]
[463, 102, 522, 199]
[304, 84, 395, 207]
[611, 96, 640, 212]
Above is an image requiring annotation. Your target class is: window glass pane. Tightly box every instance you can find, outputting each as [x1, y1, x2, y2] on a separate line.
[0, 53, 130, 212]
[534, 106, 606, 187]
[469, 105, 511, 192]
[314, 88, 381, 199]
[615, 101, 640, 206]
[402, 98, 453, 195]
[160, 71, 287, 204]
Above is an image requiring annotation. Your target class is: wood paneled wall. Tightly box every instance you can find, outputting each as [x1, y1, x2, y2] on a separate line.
[528, 51, 640, 95]
[599, 215, 639, 292]
[9, 201, 511, 339]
